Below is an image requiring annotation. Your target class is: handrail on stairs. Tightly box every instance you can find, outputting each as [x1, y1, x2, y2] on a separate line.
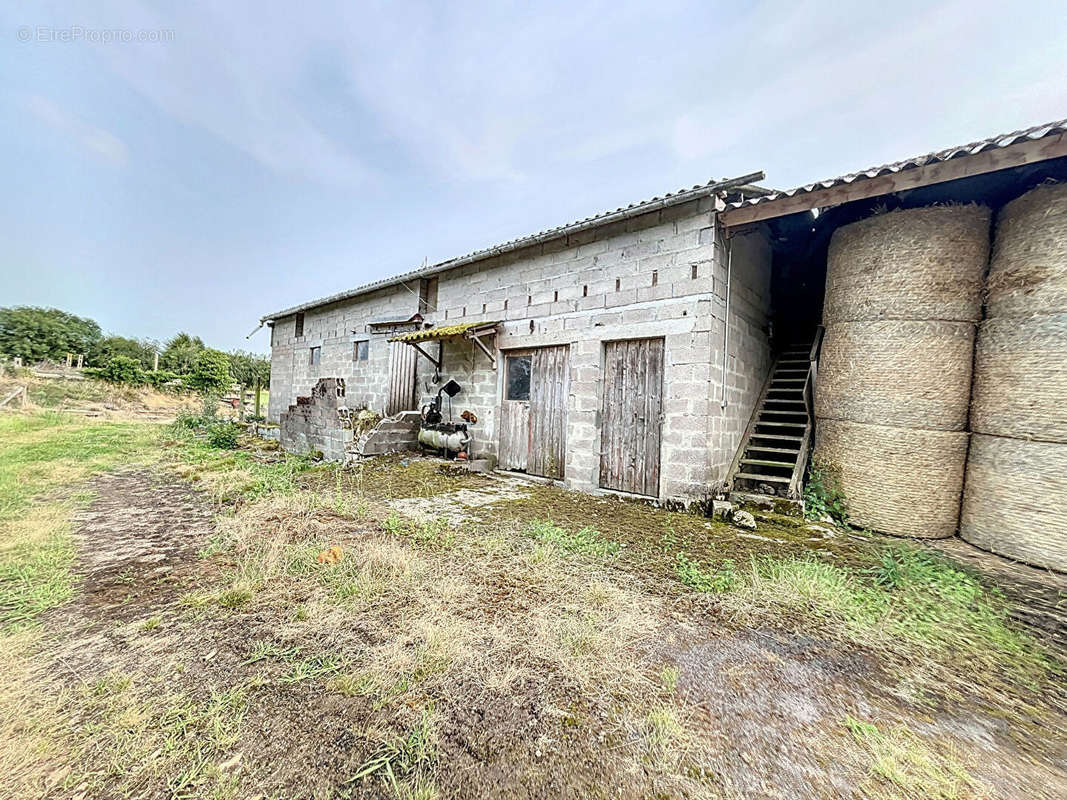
[788, 326, 824, 499]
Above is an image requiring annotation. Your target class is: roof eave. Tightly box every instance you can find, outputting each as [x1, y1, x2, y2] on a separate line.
[259, 170, 764, 323]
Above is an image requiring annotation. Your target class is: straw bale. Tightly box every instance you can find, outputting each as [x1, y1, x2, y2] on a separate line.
[814, 418, 968, 538]
[960, 433, 1067, 571]
[815, 320, 974, 431]
[970, 313, 1067, 443]
[824, 205, 991, 324]
[986, 182, 1067, 319]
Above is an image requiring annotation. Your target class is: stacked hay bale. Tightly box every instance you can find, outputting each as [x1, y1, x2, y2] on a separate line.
[962, 183, 1067, 570]
[814, 205, 991, 538]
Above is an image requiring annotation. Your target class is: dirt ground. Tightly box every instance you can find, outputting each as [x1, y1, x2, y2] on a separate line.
[18, 462, 1067, 800]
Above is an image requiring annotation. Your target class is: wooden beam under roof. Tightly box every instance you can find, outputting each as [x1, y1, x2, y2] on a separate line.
[720, 133, 1067, 227]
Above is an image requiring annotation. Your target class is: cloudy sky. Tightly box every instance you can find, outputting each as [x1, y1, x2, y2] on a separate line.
[2, 1, 1065, 352]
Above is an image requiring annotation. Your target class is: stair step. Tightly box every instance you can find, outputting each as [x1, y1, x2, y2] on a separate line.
[741, 458, 796, 468]
[756, 420, 807, 428]
[734, 472, 791, 484]
[745, 445, 802, 455]
[761, 409, 806, 416]
[771, 378, 806, 384]
[764, 399, 806, 406]
[749, 433, 805, 442]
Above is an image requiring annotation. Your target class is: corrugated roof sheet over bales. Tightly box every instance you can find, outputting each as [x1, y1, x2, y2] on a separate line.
[725, 118, 1067, 215]
[389, 320, 501, 344]
[260, 171, 764, 322]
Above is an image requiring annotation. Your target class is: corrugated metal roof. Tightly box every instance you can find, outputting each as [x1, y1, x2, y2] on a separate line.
[724, 118, 1067, 217]
[389, 320, 501, 344]
[260, 171, 764, 322]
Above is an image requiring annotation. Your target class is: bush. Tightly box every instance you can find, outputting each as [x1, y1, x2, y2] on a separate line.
[185, 349, 232, 394]
[207, 422, 241, 449]
[144, 369, 181, 390]
[96, 356, 147, 386]
[172, 395, 221, 433]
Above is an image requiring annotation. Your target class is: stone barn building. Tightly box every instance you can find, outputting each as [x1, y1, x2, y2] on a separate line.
[262, 118, 1067, 574]
[262, 172, 776, 506]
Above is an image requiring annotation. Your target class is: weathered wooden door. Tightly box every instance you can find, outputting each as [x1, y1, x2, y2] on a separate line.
[499, 346, 569, 478]
[386, 341, 418, 416]
[600, 338, 664, 497]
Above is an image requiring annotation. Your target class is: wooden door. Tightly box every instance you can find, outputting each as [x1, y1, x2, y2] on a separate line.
[499, 346, 569, 478]
[600, 338, 664, 497]
[386, 341, 418, 416]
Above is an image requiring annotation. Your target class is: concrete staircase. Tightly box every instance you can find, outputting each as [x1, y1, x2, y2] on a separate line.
[727, 334, 821, 506]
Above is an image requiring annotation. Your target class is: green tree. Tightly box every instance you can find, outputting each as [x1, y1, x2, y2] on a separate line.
[228, 351, 270, 391]
[186, 349, 232, 394]
[160, 332, 205, 375]
[89, 335, 158, 370]
[0, 306, 101, 363]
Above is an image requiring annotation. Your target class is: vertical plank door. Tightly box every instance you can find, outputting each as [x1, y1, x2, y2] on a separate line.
[600, 338, 664, 497]
[386, 341, 418, 417]
[528, 345, 569, 479]
[498, 346, 569, 478]
[499, 351, 532, 471]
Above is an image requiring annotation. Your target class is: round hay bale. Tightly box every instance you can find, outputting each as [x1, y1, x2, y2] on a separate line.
[823, 205, 991, 324]
[961, 434, 1067, 571]
[815, 320, 974, 431]
[970, 313, 1067, 442]
[986, 182, 1067, 319]
[814, 418, 968, 538]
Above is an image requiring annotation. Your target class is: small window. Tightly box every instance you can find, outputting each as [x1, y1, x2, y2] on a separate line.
[353, 340, 369, 362]
[583, 285, 588, 297]
[615, 278, 621, 292]
[652, 270, 658, 286]
[295, 312, 305, 338]
[309, 346, 320, 366]
[506, 355, 532, 401]
[553, 290, 558, 302]
[691, 264, 698, 279]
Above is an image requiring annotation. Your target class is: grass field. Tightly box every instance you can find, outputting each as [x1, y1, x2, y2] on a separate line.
[0, 410, 1063, 799]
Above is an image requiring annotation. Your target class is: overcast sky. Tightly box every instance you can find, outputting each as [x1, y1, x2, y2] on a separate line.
[2, 1, 1065, 352]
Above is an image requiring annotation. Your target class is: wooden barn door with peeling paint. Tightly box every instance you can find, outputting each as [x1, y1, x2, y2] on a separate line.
[600, 338, 664, 497]
[386, 341, 418, 417]
[499, 346, 569, 478]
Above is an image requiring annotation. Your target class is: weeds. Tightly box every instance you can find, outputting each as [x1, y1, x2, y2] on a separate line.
[524, 520, 620, 557]
[844, 715, 979, 798]
[675, 552, 738, 593]
[207, 422, 242, 449]
[804, 459, 849, 525]
[350, 711, 437, 795]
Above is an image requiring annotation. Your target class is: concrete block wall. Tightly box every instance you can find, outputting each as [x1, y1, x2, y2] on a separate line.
[278, 378, 353, 460]
[355, 411, 421, 457]
[268, 197, 774, 504]
[268, 284, 420, 421]
[408, 199, 772, 504]
[706, 226, 774, 490]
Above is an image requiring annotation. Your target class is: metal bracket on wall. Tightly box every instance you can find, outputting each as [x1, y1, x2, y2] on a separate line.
[407, 342, 442, 370]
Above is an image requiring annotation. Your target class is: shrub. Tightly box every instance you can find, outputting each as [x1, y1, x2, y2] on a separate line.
[207, 422, 241, 449]
[804, 459, 849, 525]
[97, 355, 147, 386]
[144, 369, 180, 390]
[186, 349, 232, 394]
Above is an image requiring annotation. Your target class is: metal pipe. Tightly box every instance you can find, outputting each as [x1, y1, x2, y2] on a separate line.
[720, 228, 733, 409]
